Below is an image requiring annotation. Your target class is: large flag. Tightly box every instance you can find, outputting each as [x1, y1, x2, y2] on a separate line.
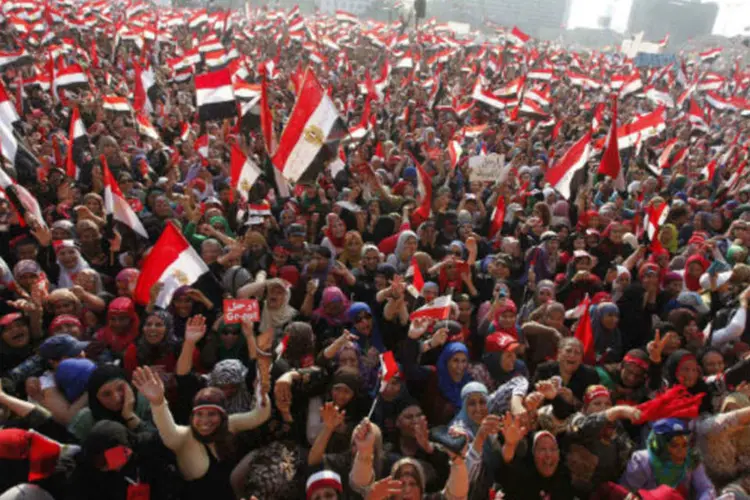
[133, 61, 157, 114]
[134, 222, 209, 308]
[272, 68, 346, 183]
[230, 142, 261, 203]
[598, 97, 625, 191]
[195, 68, 236, 122]
[617, 106, 666, 149]
[574, 294, 595, 365]
[545, 132, 592, 199]
[102, 155, 148, 239]
[65, 106, 89, 180]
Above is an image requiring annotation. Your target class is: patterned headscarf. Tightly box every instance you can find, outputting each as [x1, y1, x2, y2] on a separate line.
[207, 359, 254, 414]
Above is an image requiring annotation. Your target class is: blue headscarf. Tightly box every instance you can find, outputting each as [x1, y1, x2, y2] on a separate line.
[647, 418, 693, 488]
[347, 302, 384, 353]
[437, 342, 472, 409]
[450, 381, 488, 439]
[55, 358, 97, 402]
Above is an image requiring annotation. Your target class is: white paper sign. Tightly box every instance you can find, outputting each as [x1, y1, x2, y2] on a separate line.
[469, 153, 506, 182]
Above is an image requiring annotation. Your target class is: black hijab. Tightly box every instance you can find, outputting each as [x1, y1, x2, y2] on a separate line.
[87, 365, 129, 424]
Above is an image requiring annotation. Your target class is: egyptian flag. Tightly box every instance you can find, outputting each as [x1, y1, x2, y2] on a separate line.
[545, 132, 591, 200]
[195, 68, 236, 122]
[0, 120, 41, 186]
[0, 49, 33, 71]
[644, 201, 669, 252]
[573, 294, 595, 365]
[53, 63, 88, 97]
[134, 222, 210, 308]
[688, 99, 709, 134]
[272, 68, 347, 183]
[135, 112, 161, 141]
[378, 351, 399, 392]
[618, 73, 643, 100]
[260, 66, 274, 154]
[0, 164, 45, 229]
[0, 81, 20, 128]
[411, 154, 432, 223]
[102, 95, 133, 114]
[409, 295, 452, 321]
[410, 257, 424, 293]
[448, 140, 462, 171]
[102, 155, 148, 239]
[488, 194, 505, 240]
[65, 107, 89, 180]
[598, 97, 625, 191]
[700, 48, 722, 64]
[230, 142, 261, 203]
[507, 26, 529, 46]
[133, 61, 157, 114]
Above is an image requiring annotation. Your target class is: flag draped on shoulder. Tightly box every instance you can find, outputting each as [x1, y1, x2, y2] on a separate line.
[134, 222, 209, 308]
[272, 68, 346, 183]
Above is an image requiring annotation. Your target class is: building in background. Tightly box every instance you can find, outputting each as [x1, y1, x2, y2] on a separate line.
[627, 0, 719, 45]
[431, 0, 571, 37]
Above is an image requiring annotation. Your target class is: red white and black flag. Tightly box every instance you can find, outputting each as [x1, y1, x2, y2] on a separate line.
[272, 68, 346, 183]
[65, 106, 89, 180]
[195, 68, 236, 122]
[133, 61, 158, 114]
[545, 132, 592, 200]
[230, 142, 261, 203]
[102, 155, 148, 239]
[599, 97, 625, 191]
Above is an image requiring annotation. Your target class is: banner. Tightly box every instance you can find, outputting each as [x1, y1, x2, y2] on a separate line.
[223, 299, 260, 324]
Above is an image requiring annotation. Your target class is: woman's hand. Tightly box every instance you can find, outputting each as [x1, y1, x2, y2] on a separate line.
[535, 380, 558, 400]
[353, 418, 376, 455]
[413, 415, 433, 453]
[500, 412, 528, 447]
[408, 317, 431, 340]
[320, 401, 345, 431]
[366, 477, 403, 500]
[476, 414, 502, 439]
[646, 329, 669, 364]
[132, 366, 166, 406]
[184, 315, 207, 345]
[149, 282, 164, 303]
[430, 327, 449, 348]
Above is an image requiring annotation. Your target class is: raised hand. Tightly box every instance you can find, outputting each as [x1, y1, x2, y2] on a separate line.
[477, 414, 502, 438]
[132, 366, 165, 405]
[408, 317, 431, 340]
[320, 401, 345, 431]
[535, 380, 558, 400]
[646, 329, 667, 364]
[184, 315, 207, 345]
[366, 477, 403, 500]
[121, 382, 136, 420]
[352, 418, 376, 454]
[500, 412, 528, 447]
[413, 415, 433, 453]
[430, 327, 449, 348]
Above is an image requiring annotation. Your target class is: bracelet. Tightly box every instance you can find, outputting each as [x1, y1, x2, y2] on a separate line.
[256, 347, 272, 358]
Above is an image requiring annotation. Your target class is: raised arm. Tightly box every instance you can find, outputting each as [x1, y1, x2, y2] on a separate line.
[132, 366, 189, 451]
[307, 402, 345, 466]
[176, 315, 207, 376]
[227, 393, 271, 433]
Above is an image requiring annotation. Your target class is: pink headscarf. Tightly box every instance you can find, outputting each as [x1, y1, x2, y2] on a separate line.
[312, 286, 351, 327]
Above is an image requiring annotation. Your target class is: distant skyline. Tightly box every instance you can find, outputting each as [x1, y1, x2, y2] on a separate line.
[566, 0, 750, 37]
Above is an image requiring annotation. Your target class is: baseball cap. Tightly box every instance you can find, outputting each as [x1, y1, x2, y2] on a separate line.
[484, 333, 520, 353]
[39, 334, 89, 361]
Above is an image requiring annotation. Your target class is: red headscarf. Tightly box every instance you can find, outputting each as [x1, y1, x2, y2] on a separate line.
[683, 254, 709, 292]
[491, 300, 519, 340]
[95, 297, 141, 353]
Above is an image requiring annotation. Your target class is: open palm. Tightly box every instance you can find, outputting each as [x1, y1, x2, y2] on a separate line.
[132, 366, 165, 405]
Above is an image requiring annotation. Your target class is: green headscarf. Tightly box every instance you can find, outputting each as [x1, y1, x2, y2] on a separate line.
[209, 215, 235, 237]
[727, 244, 748, 265]
[647, 418, 694, 488]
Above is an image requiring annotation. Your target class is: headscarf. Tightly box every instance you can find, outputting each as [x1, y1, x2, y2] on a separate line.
[339, 230, 363, 268]
[54, 242, 90, 289]
[206, 359, 254, 414]
[135, 310, 179, 366]
[55, 358, 97, 402]
[209, 215, 234, 237]
[660, 224, 679, 254]
[646, 418, 693, 488]
[612, 266, 631, 302]
[323, 214, 347, 250]
[313, 286, 350, 327]
[491, 300, 519, 340]
[436, 342, 472, 409]
[96, 297, 140, 353]
[86, 365, 130, 424]
[683, 254, 709, 292]
[115, 268, 140, 295]
[590, 302, 621, 352]
[450, 382, 488, 439]
[727, 244, 748, 265]
[394, 231, 417, 264]
[259, 279, 297, 333]
[347, 302, 384, 353]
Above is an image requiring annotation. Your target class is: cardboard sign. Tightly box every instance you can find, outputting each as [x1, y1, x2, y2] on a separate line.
[469, 153, 506, 182]
[223, 299, 260, 324]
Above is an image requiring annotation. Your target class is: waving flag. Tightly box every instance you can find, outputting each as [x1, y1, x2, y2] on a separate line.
[134, 222, 209, 308]
[599, 97, 625, 191]
[230, 143, 261, 203]
[409, 295, 452, 321]
[65, 106, 89, 180]
[195, 68, 236, 121]
[546, 132, 591, 200]
[378, 351, 399, 392]
[102, 155, 148, 239]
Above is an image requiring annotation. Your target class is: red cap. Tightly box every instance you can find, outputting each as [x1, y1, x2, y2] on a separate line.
[484, 333, 519, 353]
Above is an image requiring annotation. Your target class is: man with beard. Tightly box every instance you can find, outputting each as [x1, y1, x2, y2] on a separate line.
[132, 363, 271, 500]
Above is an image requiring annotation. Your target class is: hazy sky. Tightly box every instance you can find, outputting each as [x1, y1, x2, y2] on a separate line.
[566, 0, 750, 37]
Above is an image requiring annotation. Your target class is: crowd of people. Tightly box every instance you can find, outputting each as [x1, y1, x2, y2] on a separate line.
[2, 1, 750, 499]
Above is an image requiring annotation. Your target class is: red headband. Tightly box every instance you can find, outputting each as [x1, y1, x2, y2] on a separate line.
[623, 354, 649, 371]
[584, 385, 611, 406]
[192, 404, 226, 415]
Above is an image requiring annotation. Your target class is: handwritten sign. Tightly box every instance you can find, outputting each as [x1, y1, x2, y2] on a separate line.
[469, 153, 506, 182]
[223, 299, 260, 324]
